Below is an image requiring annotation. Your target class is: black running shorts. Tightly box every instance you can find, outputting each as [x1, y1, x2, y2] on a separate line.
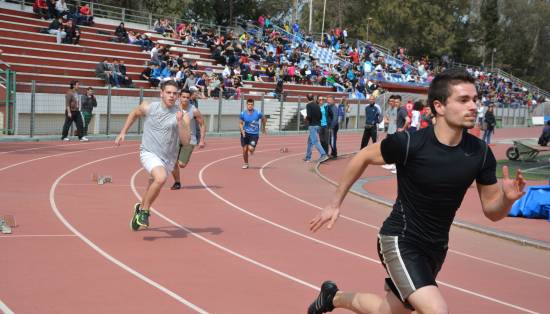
[240, 132, 259, 148]
[377, 234, 448, 309]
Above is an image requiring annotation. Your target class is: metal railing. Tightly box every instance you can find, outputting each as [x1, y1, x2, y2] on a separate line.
[9, 81, 533, 139]
[12, 82, 378, 137]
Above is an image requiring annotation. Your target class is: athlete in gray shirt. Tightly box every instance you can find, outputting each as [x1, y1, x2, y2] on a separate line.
[116, 80, 191, 230]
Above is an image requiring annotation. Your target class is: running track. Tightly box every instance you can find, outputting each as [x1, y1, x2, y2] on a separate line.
[0, 134, 548, 313]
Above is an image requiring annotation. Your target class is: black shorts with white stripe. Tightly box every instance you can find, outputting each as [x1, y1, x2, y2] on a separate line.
[377, 234, 448, 310]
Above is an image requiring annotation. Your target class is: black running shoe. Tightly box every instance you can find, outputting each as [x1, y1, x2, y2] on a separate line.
[171, 182, 181, 190]
[307, 281, 339, 314]
[130, 203, 141, 231]
[136, 209, 150, 228]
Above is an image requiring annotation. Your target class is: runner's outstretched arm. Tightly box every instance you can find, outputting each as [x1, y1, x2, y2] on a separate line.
[176, 110, 191, 146]
[195, 109, 207, 147]
[115, 102, 150, 146]
[261, 115, 267, 134]
[310, 143, 385, 232]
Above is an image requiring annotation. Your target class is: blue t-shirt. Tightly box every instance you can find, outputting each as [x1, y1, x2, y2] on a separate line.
[240, 109, 263, 135]
[320, 104, 328, 127]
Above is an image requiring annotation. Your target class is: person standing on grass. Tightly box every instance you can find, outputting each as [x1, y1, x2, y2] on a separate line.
[239, 98, 266, 169]
[115, 80, 191, 230]
[170, 90, 206, 190]
[307, 68, 526, 314]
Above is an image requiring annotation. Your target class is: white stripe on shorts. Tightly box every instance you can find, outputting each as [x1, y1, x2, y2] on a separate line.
[379, 235, 416, 301]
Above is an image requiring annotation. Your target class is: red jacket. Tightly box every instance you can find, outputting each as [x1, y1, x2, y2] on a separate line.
[80, 6, 91, 16]
[35, 0, 48, 9]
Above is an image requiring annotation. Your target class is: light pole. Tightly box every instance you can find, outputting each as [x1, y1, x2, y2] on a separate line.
[491, 48, 496, 73]
[321, 0, 327, 45]
[308, 0, 313, 35]
[366, 17, 372, 42]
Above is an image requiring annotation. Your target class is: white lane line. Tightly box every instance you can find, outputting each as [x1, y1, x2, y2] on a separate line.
[0, 143, 68, 155]
[0, 144, 138, 172]
[259, 153, 380, 229]
[260, 153, 550, 281]
[0, 298, 14, 314]
[198, 151, 382, 265]
[50, 152, 208, 314]
[130, 166, 319, 292]
[200, 152, 539, 314]
[0, 234, 77, 238]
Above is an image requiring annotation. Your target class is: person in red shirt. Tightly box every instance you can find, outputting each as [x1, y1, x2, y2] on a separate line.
[405, 99, 413, 119]
[33, 0, 49, 19]
[78, 3, 94, 25]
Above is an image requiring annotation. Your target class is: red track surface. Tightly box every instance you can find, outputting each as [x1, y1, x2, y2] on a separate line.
[0, 132, 549, 313]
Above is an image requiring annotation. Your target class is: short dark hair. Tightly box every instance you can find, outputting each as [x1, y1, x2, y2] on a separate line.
[247, 98, 254, 104]
[393, 95, 402, 101]
[307, 94, 314, 101]
[428, 68, 476, 116]
[160, 80, 179, 91]
[413, 100, 424, 111]
[70, 80, 79, 89]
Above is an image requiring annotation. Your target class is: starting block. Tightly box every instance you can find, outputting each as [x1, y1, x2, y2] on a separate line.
[97, 176, 112, 185]
[0, 215, 16, 234]
[92, 173, 112, 185]
[279, 147, 289, 153]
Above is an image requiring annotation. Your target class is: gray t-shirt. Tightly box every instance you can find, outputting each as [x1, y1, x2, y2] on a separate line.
[396, 106, 408, 129]
[140, 101, 181, 170]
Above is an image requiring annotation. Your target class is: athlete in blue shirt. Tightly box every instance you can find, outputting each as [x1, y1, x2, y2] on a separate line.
[239, 98, 266, 169]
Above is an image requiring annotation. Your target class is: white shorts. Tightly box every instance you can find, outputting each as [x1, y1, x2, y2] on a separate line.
[140, 150, 172, 175]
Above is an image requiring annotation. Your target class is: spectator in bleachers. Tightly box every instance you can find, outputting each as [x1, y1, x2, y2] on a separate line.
[48, 16, 66, 44]
[265, 64, 276, 80]
[63, 19, 80, 45]
[61, 80, 87, 142]
[46, 0, 56, 19]
[207, 73, 222, 97]
[182, 71, 197, 91]
[153, 19, 164, 34]
[140, 63, 157, 87]
[33, 0, 49, 20]
[114, 59, 133, 88]
[80, 87, 97, 136]
[195, 73, 208, 97]
[95, 58, 115, 86]
[115, 23, 129, 43]
[78, 3, 94, 26]
[128, 31, 152, 52]
[54, 0, 68, 19]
